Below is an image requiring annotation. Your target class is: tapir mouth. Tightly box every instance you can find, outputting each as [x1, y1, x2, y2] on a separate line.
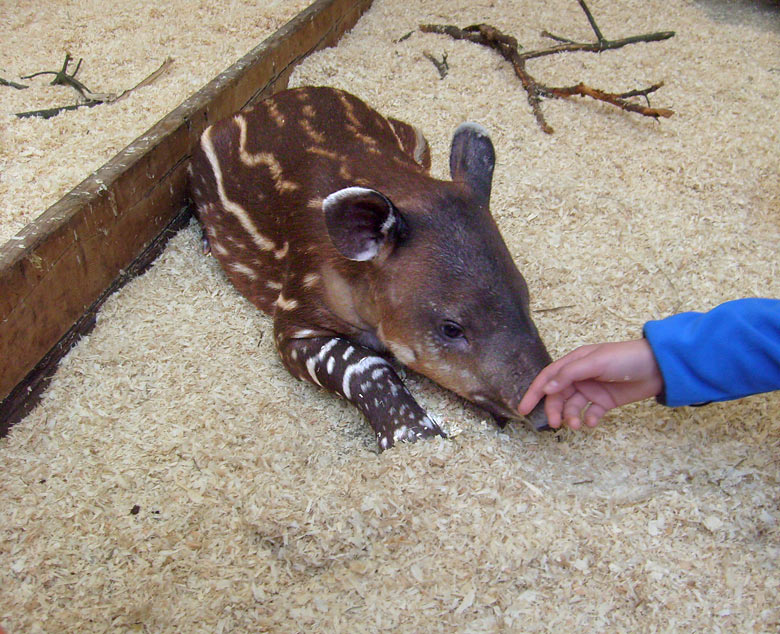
[470, 393, 551, 432]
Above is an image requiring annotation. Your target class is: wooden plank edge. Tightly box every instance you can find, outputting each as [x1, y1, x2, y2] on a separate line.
[0, 0, 374, 433]
[0, 205, 193, 437]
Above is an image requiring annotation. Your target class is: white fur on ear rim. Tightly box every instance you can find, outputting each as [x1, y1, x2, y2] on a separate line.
[323, 187, 378, 211]
[449, 122, 495, 203]
[454, 122, 490, 138]
[323, 186, 397, 261]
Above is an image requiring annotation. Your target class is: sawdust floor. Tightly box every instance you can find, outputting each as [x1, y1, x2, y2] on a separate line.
[0, 0, 312, 246]
[2, 0, 780, 631]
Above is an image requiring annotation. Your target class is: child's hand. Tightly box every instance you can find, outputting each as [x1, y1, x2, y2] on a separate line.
[518, 339, 664, 429]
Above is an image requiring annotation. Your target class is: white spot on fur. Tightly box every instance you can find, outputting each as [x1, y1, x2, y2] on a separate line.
[234, 116, 299, 193]
[304, 339, 340, 387]
[301, 118, 326, 144]
[266, 100, 285, 127]
[303, 273, 320, 288]
[338, 91, 361, 128]
[318, 338, 339, 358]
[275, 294, 299, 311]
[200, 127, 276, 252]
[348, 125, 380, 152]
[228, 261, 257, 279]
[326, 356, 335, 374]
[211, 241, 229, 257]
[342, 356, 389, 400]
[266, 280, 282, 290]
[306, 146, 339, 161]
[306, 357, 322, 387]
[393, 426, 409, 442]
[274, 241, 289, 260]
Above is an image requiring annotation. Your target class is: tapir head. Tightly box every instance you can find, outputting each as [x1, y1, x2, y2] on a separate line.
[323, 123, 551, 430]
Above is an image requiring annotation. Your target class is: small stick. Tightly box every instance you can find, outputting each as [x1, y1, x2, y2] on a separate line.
[21, 53, 97, 101]
[544, 82, 674, 119]
[1, 77, 28, 90]
[533, 304, 576, 314]
[111, 57, 174, 103]
[525, 29, 675, 61]
[423, 51, 449, 79]
[577, 0, 605, 43]
[15, 102, 100, 120]
[420, 0, 675, 134]
[14, 57, 173, 119]
[421, 23, 553, 133]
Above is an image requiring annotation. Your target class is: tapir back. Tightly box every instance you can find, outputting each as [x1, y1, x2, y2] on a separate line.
[189, 86, 431, 315]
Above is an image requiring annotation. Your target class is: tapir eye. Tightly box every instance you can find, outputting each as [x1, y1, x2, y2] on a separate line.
[439, 320, 466, 341]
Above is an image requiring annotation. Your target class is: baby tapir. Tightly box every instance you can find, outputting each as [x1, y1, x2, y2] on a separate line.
[188, 86, 551, 450]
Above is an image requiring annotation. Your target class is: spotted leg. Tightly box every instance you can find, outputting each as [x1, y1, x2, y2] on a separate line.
[279, 336, 446, 450]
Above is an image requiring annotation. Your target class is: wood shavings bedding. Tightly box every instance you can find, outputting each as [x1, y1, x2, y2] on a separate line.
[0, 0, 313, 247]
[2, 0, 780, 631]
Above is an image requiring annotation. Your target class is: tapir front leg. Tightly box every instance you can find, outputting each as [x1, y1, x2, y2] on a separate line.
[279, 336, 446, 450]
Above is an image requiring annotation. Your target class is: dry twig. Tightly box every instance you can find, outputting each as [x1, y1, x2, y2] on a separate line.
[15, 54, 173, 119]
[420, 0, 674, 133]
[20, 53, 102, 101]
[1, 77, 28, 90]
[423, 51, 449, 79]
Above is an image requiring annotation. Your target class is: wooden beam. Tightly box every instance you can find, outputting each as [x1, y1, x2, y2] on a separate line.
[0, 0, 374, 431]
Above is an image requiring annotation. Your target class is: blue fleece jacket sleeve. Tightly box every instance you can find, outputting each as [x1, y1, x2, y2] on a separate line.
[642, 298, 780, 407]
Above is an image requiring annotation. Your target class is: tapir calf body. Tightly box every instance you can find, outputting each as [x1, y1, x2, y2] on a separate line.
[189, 86, 551, 450]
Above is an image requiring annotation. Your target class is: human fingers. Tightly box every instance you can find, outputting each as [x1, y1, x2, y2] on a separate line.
[583, 402, 607, 427]
[518, 361, 564, 414]
[541, 390, 564, 428]
[538, 351, 612, 396]
[541, 384, 574, 429]
[518, 346, 598, 414]
[561, 391, 591, 430]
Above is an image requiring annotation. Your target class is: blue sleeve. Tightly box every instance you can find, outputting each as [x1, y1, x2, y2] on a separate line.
[642, 298, 780, 407]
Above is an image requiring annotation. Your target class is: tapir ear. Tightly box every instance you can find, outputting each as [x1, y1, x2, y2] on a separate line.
[323, 187, 401, 261]
[449, 122, 495, 203]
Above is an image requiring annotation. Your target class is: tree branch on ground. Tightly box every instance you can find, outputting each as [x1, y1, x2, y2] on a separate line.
[1, 77, 29, 90]
[420, 0, 674, 133]
[15, 55, 173, 119]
